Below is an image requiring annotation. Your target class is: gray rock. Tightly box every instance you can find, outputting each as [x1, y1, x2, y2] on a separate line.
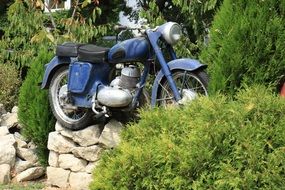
[0, 126, 9, 137]
[85, 161, 99, 174]
[99, 119, 123, 148]
[69, 172, 92, 190]
[0, 104, 6, 115]
[14, 132, 27, 142]
[57, 122, 102, 147]
[72, 145, 102, 162]
[16, 167, 45, 182]
[14, 158, 33, 174]
[0, 164, 11, 184]
[47, 132, 76, 154]
[0, 134, 16, 145]
[27, 141, 37, 149]
[48, 151, 59, 167]
[11, 106, 18, 113]
[14, 133, 28, 148]
[58, 154, 87, 172]
[55, 121, 65, 132]
[0, 112, 18, 128]
[0, 134, 16, 166]
[46, 167, 70, 188]
[16, 147, 38, 163]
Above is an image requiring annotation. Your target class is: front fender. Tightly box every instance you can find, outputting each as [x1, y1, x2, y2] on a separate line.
[41, 56, 72, 89]
[151, 58, 207, 106]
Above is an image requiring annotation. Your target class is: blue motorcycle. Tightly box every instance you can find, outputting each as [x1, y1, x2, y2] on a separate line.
[41, 22, 208, 130]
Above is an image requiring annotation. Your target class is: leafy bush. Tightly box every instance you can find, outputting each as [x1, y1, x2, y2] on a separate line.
[90, 85, 285, 189]
[0, 0, 125, 72]
[18, 48, 55, 165]
[0, 63, 21, 111]
[200, 0, 285, 95]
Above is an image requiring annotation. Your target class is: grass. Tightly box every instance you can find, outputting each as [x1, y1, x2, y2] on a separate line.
[0, 182, 44, 190]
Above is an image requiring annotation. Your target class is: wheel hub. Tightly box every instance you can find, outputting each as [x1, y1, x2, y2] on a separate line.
[58, 85, 77, 112]
[178, 89, 198, 105]
[58, 85, 68, 105]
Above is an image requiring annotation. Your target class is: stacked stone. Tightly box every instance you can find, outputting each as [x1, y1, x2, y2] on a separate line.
[46, 119, 123, 190]
[0, 104, 45, 184]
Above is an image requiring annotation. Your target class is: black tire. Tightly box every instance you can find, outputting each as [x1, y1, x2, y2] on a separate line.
[48, 66, 93, 130]
[157, 70, 209, 106]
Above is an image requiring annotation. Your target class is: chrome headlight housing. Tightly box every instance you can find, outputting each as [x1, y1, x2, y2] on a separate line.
[159, 22, 182, 45]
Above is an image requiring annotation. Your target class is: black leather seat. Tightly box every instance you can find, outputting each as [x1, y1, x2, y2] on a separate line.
[78, 44, 110, 63]
[56, 42, 81, 57]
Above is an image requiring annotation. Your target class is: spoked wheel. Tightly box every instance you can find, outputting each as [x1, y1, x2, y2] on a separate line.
[157, 70, 209, 106]
[49, 66, 93, 130]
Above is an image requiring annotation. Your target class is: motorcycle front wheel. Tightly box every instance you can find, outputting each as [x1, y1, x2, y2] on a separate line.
[49, 66, 93, 130]
[157, 70, 209, 106]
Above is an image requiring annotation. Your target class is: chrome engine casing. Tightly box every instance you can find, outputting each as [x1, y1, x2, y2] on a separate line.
[97, 87, 133, 107]
[118, 65, 140, 89]
[96, 65, 141, 108]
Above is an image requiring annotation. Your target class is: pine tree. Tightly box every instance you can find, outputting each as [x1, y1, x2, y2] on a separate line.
[200, 0, 285, 95]
[18, 48, 55, 165]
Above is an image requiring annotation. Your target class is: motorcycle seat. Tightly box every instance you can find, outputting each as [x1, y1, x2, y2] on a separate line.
[78, 44, 110, 63]
[56, 42, 82, 57]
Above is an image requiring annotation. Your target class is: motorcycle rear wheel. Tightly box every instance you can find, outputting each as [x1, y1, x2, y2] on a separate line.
[49, 66, 93, 130]
[157, 70, 208, 106]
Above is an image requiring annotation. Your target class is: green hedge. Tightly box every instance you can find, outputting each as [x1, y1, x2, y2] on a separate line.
[200, 0, 285, 95]
[90, 85, 285, 189]
[0, 63, 21, 111]
[18, 49, 55, 165]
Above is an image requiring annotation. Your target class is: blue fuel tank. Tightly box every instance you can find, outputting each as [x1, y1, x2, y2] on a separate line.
[108, 37, 150, 63]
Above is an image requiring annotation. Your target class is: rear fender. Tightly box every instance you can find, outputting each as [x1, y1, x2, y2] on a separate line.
[41, 56, 72, 89]
[151, 58, 207, 106]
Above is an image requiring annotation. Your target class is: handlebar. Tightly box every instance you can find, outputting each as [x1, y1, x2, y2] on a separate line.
[113, 24, 149, 32]
[102, 24, 150, 43]
[113, 25, 128, 31]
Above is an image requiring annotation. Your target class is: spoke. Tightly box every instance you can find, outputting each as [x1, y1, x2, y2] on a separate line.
[159, 81, 172, 97]
[184, 78, 205, 95]
[156, 97, 174, 101]
[158, 71, 207, 106]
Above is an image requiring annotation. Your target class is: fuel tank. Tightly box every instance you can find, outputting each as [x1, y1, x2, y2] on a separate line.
[108, 37, 150, 63]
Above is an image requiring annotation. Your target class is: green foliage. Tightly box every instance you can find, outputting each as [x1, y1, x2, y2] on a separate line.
[0, 0, 125, 70]
[0, 182, 44, 190]
[0, 0, 52, 69]
[0, 63, 21, 111]
[18, 48, 55, 165]
[90, 85, 285, 189]
[200, 0, 285, 96]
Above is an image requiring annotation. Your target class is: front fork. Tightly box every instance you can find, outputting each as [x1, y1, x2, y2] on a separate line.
[153, 46, 182, 101]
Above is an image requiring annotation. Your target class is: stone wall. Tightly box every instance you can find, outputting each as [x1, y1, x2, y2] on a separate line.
[0, 104, 45, 184]
[46, 119, 124, 190]
[0, 103, 124, 189]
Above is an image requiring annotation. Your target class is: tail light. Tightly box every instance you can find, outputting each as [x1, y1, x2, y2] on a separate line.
[280, 82, 285, 97]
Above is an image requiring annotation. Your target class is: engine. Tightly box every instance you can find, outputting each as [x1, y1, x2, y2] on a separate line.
[97, 65, 140, 107]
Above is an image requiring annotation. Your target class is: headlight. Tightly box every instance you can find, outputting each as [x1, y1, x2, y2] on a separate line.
[159, 22, 182, 45]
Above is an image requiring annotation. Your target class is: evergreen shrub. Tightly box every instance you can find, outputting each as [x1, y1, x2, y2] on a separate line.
[0, 63, 21, 110]
[18, 48, 55, 165]
[90, 85, 285, 189]
[200, 0, 285, 95]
